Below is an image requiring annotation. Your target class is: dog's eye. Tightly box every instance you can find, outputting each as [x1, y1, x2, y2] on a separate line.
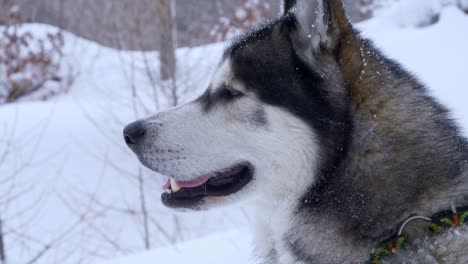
[224, 85, 243, 98]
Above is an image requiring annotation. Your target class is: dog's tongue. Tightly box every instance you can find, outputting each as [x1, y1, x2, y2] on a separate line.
[162, 176, 210, 190]
[177, 176, 210, 187]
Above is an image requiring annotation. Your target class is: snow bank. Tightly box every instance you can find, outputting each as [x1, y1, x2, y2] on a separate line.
[99, 229, 252, 264]
[373, 0, 443, 27]
[369, 0, 467, 28]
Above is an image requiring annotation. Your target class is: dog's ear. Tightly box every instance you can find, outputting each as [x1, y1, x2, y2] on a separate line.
[284, 0, 352, 67]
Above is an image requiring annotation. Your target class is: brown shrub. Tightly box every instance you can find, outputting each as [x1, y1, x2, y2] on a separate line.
[0, 2, 66, 104]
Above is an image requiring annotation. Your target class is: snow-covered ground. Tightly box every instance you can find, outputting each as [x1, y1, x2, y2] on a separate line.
[1, 3, 467, 264]
[100, 229, 253, 264]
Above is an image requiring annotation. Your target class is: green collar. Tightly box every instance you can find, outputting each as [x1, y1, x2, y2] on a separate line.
[367, 205, 468, 264]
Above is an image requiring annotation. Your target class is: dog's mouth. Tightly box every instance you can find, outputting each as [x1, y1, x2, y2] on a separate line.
[161, 163, 253, 209]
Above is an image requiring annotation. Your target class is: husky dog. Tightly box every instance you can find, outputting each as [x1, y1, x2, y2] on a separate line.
[124, 0, 468, 263]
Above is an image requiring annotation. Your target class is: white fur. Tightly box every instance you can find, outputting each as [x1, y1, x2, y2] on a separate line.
[139, 61, 321, 264]
[250, 107, 319, 264]
[137, 61, 320, 214]
[133, 44, 359, 263]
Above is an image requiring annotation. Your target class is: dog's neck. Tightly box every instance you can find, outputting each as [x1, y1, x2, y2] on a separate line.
[304, 36, 468, 237]
[253, 37, 468, 262]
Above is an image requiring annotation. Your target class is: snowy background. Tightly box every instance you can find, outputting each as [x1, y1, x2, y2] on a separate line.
[1, 1, 468, 264]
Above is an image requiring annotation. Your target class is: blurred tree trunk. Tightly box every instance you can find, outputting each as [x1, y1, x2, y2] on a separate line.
[156, 0, 176, 82]
[58, 0, 64, 28]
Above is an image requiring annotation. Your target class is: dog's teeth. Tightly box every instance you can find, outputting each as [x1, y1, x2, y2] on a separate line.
[170, 178, 182, 192]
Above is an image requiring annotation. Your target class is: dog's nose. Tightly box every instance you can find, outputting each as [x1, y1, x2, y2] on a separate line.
[123, 121, 147, 146]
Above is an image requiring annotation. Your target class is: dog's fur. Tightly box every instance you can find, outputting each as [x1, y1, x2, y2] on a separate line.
[124, 0, 468, 263]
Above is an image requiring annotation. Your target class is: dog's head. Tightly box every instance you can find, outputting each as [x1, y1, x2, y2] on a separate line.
[123, 0, 357, 210]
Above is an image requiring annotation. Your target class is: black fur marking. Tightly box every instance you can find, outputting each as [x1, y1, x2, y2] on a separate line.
[195, 84, 268, 127]
[224, 15, 287, 60]
[252, 107, 268, 126]
[195, 88, 212, 110]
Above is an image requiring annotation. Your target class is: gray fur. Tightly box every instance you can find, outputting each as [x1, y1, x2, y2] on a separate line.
[253, 0, 468, 263]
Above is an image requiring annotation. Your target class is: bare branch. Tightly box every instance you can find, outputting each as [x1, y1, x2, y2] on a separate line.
[138, 168, 151, 249]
